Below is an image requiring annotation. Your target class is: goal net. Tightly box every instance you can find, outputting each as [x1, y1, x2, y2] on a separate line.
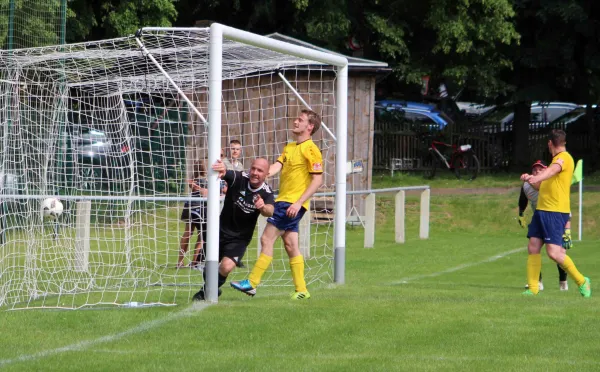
[0, 25, 348, 309]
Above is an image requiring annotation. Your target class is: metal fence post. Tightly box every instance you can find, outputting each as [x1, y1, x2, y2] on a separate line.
[395, 190, 405, 243]
[299, 209, 311, 258]
[420, 188, 430, 239]
[364, 193, 376, 248]
[256, 215, 267, 258]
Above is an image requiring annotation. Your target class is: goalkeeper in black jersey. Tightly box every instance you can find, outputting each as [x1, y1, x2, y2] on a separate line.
[518, 160, 572, 291]
[193, 158, 275, 301]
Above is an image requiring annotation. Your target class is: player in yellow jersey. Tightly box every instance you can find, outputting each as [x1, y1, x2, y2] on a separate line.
[231, 109, 323, 299]
[520, 129, 590, 297]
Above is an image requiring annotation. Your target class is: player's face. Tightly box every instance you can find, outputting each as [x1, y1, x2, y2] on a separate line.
[249, 159, 268, 187]
[532, 165, 543, 176]
[230, 144, 242, 159]
[292, 113, 314, 135]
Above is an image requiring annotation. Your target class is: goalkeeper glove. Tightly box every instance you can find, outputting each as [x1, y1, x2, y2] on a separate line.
[562, 228, 573, 249]
[518, 213, 526, 228]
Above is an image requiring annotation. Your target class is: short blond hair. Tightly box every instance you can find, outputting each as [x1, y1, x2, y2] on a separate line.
[301, 109, 321, 135]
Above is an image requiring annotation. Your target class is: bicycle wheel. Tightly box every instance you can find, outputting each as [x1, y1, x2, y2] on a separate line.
[453, 151, 480, 180]
[422, 151, 438, 179]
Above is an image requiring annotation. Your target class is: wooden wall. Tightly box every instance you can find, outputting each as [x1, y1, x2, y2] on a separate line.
[186, 71, 376, 217]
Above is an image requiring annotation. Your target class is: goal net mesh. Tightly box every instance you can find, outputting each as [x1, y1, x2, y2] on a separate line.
[0, 28, 338, 309]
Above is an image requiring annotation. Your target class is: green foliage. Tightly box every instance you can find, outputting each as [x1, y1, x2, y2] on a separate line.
[285, 0, 518, 98]
[66, 0, 177, 42]
[0, 0, 65, 49]
[0, 0, 178, 46]
[102, 0, 177, 37]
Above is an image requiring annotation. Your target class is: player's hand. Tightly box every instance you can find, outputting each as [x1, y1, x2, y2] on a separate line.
[286, 202, 302, 218]
[527, 176, 540, 185]
[520, 173, 531, 182]
[188, 179, 199, 190]
[518, 215, 527, 228]
[253, 195, 265, 210]
[212, 159, 226, 174]
[562, 228, 573, 249]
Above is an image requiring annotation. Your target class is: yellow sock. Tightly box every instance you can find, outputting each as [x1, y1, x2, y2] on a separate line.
[527, 254, 542, 294]
[248, 253, 272, 288]
[290, 255, 307, 292]
[561, 255, 585, 286]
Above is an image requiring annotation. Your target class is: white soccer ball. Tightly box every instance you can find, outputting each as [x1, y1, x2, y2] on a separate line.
[41, 198, 63, 220]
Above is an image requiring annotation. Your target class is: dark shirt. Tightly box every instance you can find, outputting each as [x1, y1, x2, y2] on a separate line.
[184, 177, 207, 220]
[220, 170, 275, 243]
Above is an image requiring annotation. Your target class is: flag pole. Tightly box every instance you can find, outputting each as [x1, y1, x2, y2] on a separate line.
[578, 176, 582, 241]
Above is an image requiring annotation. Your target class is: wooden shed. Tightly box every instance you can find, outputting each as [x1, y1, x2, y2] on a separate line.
[186, 33, 389, 218]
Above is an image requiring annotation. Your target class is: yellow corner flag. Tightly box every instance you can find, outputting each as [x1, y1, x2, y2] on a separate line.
[572, 159, 583, 185]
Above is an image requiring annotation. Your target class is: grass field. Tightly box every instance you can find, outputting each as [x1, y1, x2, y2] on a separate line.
[1, 190, 599, 371]
[372, 170, 600, 189]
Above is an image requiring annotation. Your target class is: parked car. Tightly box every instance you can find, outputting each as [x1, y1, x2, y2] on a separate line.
[375, 100, 453, 132]
[543, 106, 597, 132]
[531, 106, 600, 164]
[373, 101, 455, 171]
[456, 102, 495, 118]
[475, 102, 579, 133]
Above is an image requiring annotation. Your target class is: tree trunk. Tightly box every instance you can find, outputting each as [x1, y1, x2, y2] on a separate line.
[511, 101, 531, 171]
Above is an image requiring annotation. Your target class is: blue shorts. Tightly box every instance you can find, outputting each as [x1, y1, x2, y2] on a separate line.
[527, 210, 570, 246]
[267, 202, 306, 233]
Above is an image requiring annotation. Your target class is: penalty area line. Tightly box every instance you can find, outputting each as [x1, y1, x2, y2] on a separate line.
[0, 302, 211, 367]
[389, 247, 526, 285]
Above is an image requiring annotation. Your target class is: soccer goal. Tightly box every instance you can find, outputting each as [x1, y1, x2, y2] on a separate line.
[0, 24, 348, 309]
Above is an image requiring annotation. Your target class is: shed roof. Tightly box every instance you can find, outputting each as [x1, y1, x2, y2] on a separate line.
[265, 33, 390, 71]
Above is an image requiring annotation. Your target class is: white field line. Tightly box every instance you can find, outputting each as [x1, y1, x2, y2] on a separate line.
[0, 302, 211, 367]
[0, 289, 293, 367]
[389, 247, 526, 285]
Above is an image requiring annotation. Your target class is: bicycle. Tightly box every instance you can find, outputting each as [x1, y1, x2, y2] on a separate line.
[422, 137, 480, 180]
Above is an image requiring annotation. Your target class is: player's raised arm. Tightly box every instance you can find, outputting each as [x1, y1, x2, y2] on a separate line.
[211, 159, 227, 178]
[527, 163, 561, 185]
[268, 161, 282, 177]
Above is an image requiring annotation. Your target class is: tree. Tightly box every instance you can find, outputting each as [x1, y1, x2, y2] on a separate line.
[281, 0, 519, 100]
[170, 0, 519, 101]
[507, 0, 600, 170]
[1, 0, 68, 49]
[173, 0, 300, 35]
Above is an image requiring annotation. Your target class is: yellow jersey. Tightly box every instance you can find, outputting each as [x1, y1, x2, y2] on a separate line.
[537, 151, 574, 213]
[276, 139, 323, 210]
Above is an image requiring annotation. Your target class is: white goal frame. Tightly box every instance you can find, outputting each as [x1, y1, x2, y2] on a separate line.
[137, 24, 349, 302]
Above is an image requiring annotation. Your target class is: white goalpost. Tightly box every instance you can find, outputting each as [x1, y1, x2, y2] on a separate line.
[0, 24, 348, 309]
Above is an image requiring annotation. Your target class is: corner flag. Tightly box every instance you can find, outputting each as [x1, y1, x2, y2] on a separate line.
[572, 159, 583, 185]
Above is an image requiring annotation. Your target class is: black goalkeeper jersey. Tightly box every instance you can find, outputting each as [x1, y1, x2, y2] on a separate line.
[220, 170, 275, 243]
